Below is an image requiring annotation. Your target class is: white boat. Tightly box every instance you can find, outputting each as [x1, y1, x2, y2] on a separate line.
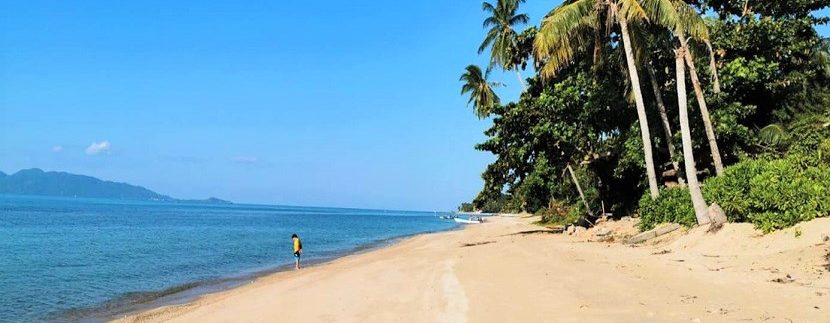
[454, 216, 483, 224]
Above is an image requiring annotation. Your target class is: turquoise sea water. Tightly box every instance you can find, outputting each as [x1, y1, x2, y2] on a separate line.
[0, 195, 457, 322]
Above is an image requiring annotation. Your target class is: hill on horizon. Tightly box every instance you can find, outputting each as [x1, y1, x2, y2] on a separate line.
[0, 168, 230, 203]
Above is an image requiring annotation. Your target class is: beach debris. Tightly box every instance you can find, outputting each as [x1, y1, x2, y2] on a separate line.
[771, 274, 795, 284]
[567, 225, 576, 234]
[595, 227, 612, 237]
[824, 248, 830, 271]
[506, 229, 561, 236]
[651, 249, 672, 255]
[460, 241, 495, 247]
[821, 234, 829, 242]
[625, 223, 681, 244]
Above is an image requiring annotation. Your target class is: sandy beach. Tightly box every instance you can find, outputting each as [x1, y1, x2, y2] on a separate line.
[116, 216, 830, 323]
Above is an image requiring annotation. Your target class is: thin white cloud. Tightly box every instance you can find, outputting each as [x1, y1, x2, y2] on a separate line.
[51, 145, 64, 153]
[85, 141, 112, 155]
[231, 156, 258, 164]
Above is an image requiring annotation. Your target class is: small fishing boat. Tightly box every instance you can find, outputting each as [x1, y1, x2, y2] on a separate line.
[454, 216, 483, 224]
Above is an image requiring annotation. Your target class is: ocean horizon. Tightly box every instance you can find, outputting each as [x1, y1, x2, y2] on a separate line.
[0, 194, 458, 322]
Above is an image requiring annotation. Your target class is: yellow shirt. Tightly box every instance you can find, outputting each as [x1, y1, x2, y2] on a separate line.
[293, 238, 301, 253]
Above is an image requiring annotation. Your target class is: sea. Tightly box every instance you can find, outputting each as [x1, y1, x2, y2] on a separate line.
[0, 195, 458, 322]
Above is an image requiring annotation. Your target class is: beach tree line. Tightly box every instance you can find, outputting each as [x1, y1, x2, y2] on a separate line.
[459, 0, 830, 232]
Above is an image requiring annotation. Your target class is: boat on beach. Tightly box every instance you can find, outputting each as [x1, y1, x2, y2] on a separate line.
[454, 216, 483, 224]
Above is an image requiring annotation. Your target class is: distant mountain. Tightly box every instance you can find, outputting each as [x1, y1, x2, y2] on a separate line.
[0, 168, 231, 203]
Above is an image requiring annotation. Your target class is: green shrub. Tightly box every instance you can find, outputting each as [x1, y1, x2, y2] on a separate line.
[638, 187, 696, 231]
[818, 138, 830, 162]
[702, 158, 767, 222]
[702, 156, 830, 233]
[536, 200, 580, 226]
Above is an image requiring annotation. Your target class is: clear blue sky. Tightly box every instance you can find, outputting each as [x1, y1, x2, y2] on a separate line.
[1, 1, 828, 211]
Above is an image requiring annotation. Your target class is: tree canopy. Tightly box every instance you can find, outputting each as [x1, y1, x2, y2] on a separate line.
[459, 0, 830, 229]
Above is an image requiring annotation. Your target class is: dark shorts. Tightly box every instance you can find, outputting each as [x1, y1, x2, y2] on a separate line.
[293, 252, 300, 259]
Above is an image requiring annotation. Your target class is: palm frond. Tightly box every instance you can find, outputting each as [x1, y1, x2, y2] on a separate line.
[675, 1, 708, 41]
[534, 0, 597, 78]
[482, 1, 496, 13]
[640, 0, 679, 32]
[482, 16, 500, 28]
[479, 28, 500, 54]
[758, 123, 788, 146]
[509, 13, 530, 25]
[619, 0, 648, 22]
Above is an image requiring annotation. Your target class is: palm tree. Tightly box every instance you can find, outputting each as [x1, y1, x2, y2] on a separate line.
[674, 46, 710, 224]
[460, 65, 502, 119]
[704, 39, 721, 94]
[479, 0, 530, 89]
[534, 0, 661, 199]
[643, 0, 724, 175]
[646, 59, 682, 183]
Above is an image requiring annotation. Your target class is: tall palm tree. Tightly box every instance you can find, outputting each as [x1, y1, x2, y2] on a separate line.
[674, 46, 710, 224]
[643, 0, 724, 175]
[460, 65, 502, 119]
[628, 23, 683, 184]
[646, 60, 683, 183]
[479, 0, 530, 89]
[534, 0, 661, 199]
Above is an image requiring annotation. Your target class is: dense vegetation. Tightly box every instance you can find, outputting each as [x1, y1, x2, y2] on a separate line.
[459, 0, 830, 232]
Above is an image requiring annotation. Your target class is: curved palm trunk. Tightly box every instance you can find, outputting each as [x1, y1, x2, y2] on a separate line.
[704, 40, 721, 94]
[674, 48, 710, 225]
[679, 37, 724, 175]
[646, 61, 683, 185]
[619, 18, 660, 199]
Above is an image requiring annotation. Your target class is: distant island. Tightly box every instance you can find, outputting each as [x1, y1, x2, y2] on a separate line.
[0, 168, 231, 204]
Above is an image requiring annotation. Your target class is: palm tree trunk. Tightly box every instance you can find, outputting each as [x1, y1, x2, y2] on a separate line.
[704, 40, 721, 94]
[646, 61, 683, 185]
[567, 164, 592, 216]
[680, 37, 724, 175]
[515, 69, 527, 91]
[619, 17, 660, 199]
[674, 47, 710, 225]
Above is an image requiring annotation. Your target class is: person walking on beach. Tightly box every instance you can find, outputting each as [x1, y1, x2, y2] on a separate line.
[292, 234, 302, 270]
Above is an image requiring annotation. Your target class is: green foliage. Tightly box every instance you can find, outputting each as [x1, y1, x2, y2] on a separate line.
[639, 154, 830, 233]
[704, 156, 830, 232]
[459, 65, 502, 118]
[475, 193, 520, 213]
[638, 187, 696, 231]
[479, 0, 530, 71]
[788, 114, 830, 154]
[702, 158, 768, 222]
[536, 200, 580, 226]
[819, 138, 830, 162]
[472, 65, 637, 215]
[464, 0, 830, 230]
[458, 202, 475, 212]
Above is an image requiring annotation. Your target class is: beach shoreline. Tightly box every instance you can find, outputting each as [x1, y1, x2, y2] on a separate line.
[67, 225, 464, 322]
[115, 215, 830, 323]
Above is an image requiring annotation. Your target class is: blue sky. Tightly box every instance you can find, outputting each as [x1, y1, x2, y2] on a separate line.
[1, 1, 829, 211]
